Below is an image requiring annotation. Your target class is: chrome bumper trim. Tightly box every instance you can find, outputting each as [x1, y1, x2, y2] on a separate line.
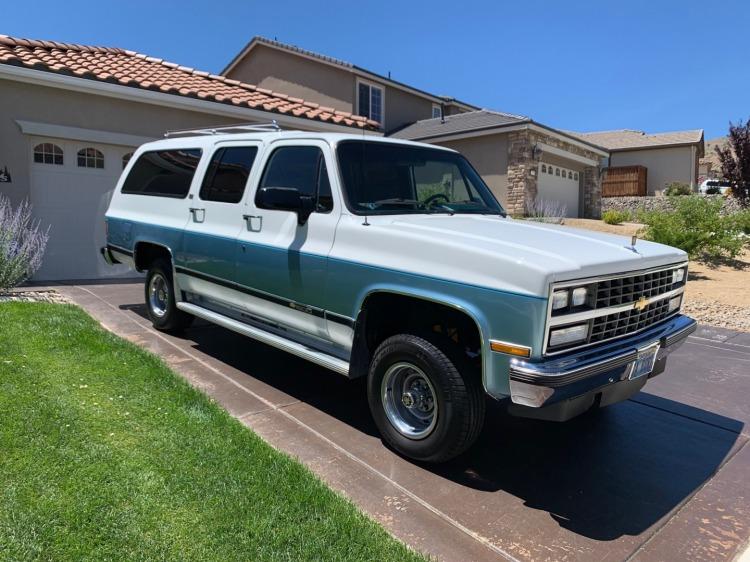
[509, 315, 697, 407]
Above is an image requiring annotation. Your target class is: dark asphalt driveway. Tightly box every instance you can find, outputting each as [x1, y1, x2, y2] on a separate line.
[55, 281, 750, 562]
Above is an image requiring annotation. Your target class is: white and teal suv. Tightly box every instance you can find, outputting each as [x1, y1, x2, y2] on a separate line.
[102, 126, 697, 463]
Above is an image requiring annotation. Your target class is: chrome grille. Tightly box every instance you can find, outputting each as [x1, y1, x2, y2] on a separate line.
[589, 298, 672, 344]
[544, 262, 687, 356]
[595, 268, 681, 309]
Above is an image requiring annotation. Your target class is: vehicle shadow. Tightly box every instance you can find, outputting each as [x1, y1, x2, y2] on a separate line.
[119, 303, 743, 542]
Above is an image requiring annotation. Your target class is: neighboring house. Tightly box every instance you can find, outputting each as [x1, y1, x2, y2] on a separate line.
[699, 136, 728, 181]
[570, 129, 705, 194]
[0, 34, 377, 281]
[221, 37, 477, 133]
[391, 111, 609, 218]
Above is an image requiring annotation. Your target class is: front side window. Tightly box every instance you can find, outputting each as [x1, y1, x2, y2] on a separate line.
[200, 146, 258, 203]
[33, 143, 64, 165]
[257, 146, 333, 213]
[121, 149, 202, 198]
[357, 81, 384, 125]
[77, 148, 104, 169]
[336, 141, 504, 216]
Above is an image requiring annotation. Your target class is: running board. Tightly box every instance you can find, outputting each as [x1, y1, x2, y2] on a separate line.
[176, 302, 350, 376]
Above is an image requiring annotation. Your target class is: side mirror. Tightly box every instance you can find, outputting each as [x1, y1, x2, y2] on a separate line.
[257, 187, 315, 225]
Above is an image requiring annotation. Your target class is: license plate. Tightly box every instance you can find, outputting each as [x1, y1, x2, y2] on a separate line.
[629, 345, 660, 380]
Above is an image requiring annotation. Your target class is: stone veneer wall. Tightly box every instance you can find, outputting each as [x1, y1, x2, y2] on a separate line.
[505, 128, 604, 218]
[602, 195, 745, 216]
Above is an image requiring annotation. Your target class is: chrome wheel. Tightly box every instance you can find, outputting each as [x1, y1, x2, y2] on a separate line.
[148, 273, 169, 318]
[381, 362, 438, 439]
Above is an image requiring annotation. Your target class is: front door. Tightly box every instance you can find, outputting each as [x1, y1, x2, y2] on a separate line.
[235, 140, 339, 341]
[179, 141, 260, 308]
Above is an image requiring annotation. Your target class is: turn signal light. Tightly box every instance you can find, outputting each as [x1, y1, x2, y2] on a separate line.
[490, 340, 531, 358]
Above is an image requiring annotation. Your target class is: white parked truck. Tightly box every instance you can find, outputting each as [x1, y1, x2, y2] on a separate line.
[103, 125, 696, 462]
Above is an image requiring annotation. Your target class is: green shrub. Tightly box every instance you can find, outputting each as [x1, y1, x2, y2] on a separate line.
[664, 182, 693, 196]
[638, 195, 746, 260]
[732, 208, 750, 235]
[602, 209, 631, 225]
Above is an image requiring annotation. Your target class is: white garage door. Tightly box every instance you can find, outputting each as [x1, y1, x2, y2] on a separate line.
[30, 137, 134, 280]
[537, 163, 580, 218]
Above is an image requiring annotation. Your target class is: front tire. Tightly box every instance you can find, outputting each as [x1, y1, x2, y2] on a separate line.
[145, 259, 193, 332]
[367, 334, 485, 463]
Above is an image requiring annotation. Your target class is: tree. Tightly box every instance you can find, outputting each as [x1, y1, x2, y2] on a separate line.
[716, 118, 750, 205]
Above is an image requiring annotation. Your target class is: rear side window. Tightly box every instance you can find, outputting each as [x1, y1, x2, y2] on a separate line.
[200, 146, 258, 203]
[121, 149, 202, 198]
[257, 146, 333, 213]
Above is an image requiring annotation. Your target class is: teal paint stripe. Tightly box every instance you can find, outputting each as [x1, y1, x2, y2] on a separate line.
[107, 216, 546, 301]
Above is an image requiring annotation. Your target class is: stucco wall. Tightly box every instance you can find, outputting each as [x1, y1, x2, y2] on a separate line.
[382, 85, 434, 134]
[437, 134, 509, 206]
[225, 44, 439, 132]
[225, 44, 354, 113]
[0, 78, 264, 205]
[610, 146, 695, 194]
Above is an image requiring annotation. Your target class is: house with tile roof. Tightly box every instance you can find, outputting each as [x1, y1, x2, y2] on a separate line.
[0, 34, 379, 280]
[570, 129, 705, 194]
[221, 36, 478, 134]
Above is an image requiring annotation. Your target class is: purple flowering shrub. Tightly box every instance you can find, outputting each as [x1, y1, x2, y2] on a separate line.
[0, 195, 49, 290]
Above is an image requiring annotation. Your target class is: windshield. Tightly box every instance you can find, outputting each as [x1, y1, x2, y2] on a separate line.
[336, 141, 505, 216]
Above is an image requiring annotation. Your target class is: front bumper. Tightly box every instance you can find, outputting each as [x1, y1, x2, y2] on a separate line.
[507, 314, 697, 421]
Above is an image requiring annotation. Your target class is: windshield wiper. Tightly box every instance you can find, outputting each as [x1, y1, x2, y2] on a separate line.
[428, 204, 455, 215]
[365, 198, 424, 209]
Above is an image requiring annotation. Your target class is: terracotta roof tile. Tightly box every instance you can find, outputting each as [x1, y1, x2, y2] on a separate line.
[0, 33, 377, 130]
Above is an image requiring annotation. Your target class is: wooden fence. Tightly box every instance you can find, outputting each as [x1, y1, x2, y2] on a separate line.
[602, 166, 647, 197]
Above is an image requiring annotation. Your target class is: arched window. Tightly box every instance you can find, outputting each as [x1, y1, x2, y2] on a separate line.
[574, 172, 579, 181]
[77, 147, 104, 169]
[541, 164, 547, 173]
[33, 143, 64, 165]
[122, 152, 134, 169]
[555, 168, 560, 176]
[568, 171, 573, 179]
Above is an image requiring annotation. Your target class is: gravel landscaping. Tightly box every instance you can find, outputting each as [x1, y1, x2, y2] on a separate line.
[0, 289, 70, 304]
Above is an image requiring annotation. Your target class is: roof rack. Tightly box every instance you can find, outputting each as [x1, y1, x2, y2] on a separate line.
[164, 121, 282, 138]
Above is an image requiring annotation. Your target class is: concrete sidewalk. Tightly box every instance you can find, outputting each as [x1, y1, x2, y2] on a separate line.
[55, 281, 750, 561]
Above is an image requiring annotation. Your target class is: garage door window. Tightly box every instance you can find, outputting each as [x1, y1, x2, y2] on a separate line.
[77, 148, 104, 169]
[122, 152, 134, 169]
[33, 143, 63, 165]
[121, 149, 202, 198]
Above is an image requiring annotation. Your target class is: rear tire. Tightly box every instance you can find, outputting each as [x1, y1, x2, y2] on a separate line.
[367, 334, 485, 463]
[145, 258, 193, 332]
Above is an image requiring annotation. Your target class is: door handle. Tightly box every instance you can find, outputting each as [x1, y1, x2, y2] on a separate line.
[189, 207, 205, 223]
[243, 214, 262, 232]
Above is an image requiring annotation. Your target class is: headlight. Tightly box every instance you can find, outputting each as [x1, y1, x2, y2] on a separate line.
[552, 289, 569, 310]
[668, 295, 682, 313]
[672, 268, 686, 285]
[549, 323, 589, 347]
[571, 287, 588, 307]
[552, 286, 590, 311]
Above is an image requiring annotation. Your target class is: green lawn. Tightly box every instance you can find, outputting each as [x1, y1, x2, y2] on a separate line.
[0, 302, 423, 561]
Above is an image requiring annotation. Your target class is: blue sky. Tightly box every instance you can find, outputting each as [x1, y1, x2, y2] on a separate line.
[4, 0, 746, 139]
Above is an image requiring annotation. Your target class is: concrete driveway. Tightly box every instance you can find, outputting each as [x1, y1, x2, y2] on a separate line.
[56, 281, 750, 562]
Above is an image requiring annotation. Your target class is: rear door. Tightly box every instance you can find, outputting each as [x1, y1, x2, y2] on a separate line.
[178, 141, 260, 306]
[234, 139, 339, 340]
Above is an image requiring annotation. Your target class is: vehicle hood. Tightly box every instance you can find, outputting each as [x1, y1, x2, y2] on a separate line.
[332, 214, 687, 298]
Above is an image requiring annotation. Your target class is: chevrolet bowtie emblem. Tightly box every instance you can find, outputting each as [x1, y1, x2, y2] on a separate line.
[634, 296, 649, 311]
